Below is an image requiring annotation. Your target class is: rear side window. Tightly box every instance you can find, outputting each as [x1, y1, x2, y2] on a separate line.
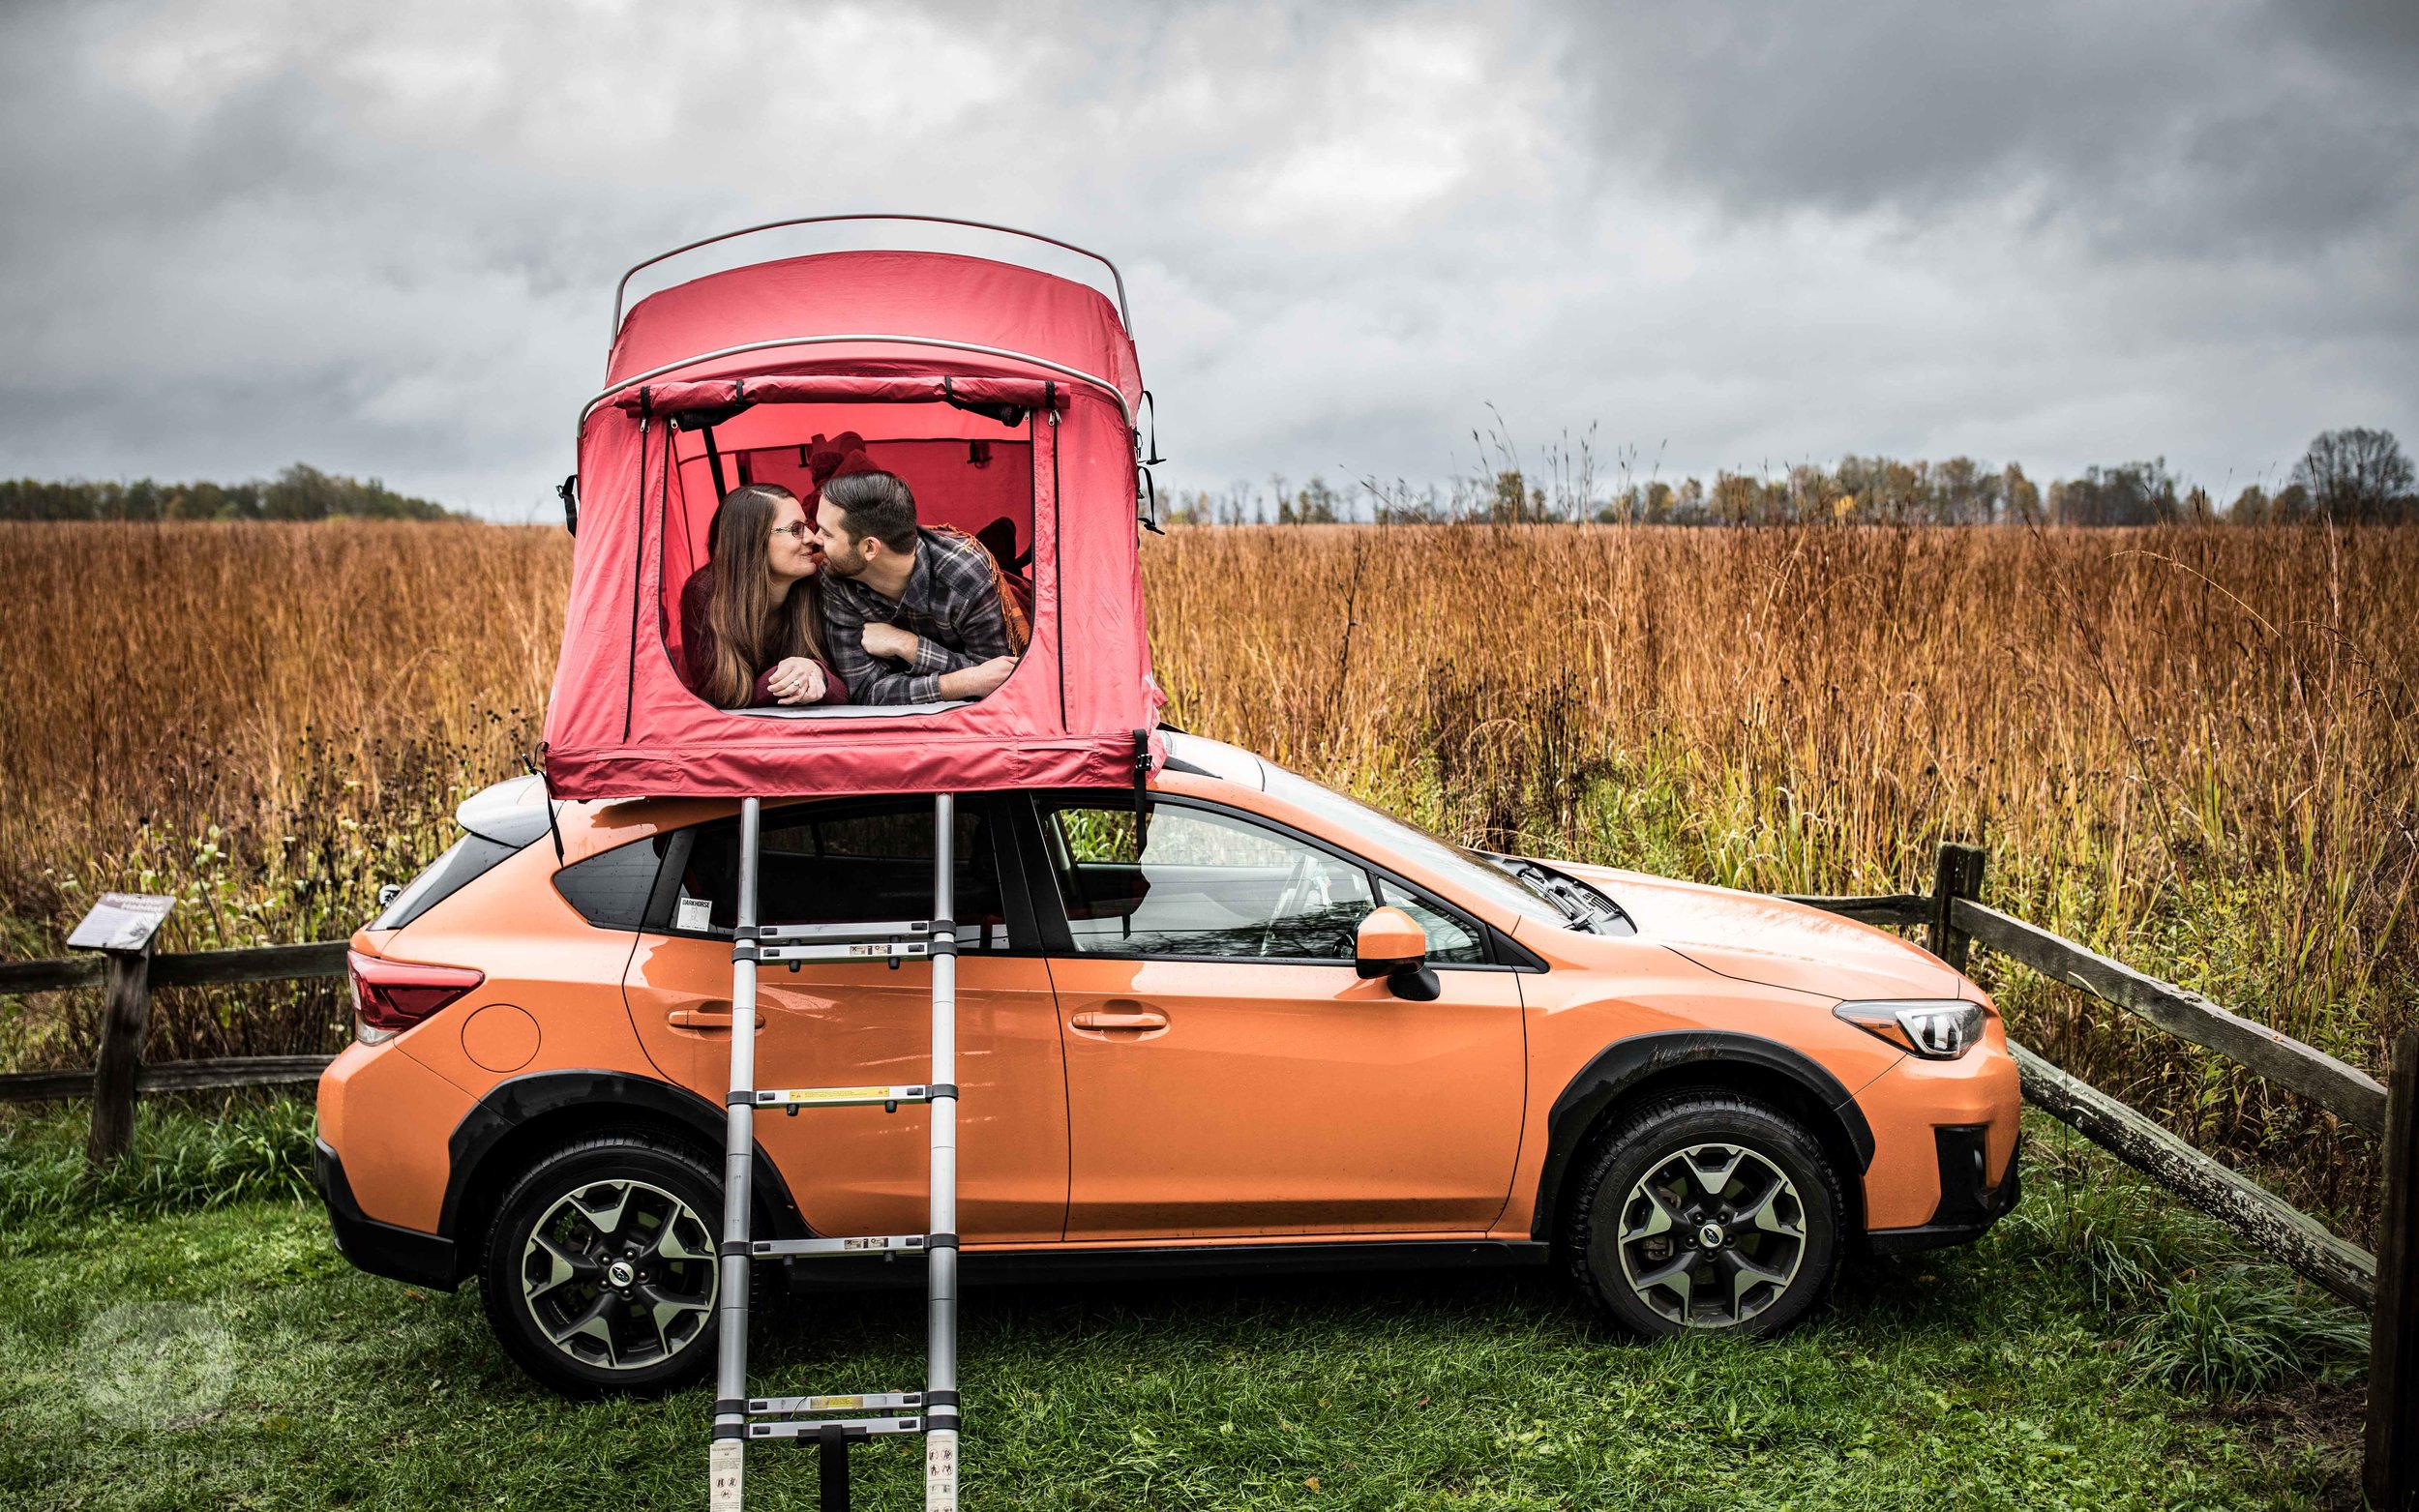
[678, 799, 1014, 951]
[552, 836, 672, 929]
[373, 834, 521, 931]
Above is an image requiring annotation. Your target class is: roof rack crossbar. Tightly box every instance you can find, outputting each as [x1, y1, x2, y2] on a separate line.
[578, 335, 1135, 434]
[612, 214, 1133, 341]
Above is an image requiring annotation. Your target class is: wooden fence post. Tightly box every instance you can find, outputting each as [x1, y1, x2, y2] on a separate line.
[2370, 1025, 2419, 1511]
[84, 941, 157, 1169]
[1928, 842, 1986, 974]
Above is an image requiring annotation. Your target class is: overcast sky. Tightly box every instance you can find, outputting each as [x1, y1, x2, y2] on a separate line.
[4, 0, 2414, 519]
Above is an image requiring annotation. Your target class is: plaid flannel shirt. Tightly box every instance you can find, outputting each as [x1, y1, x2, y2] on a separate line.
[821, 526, 1014, 704]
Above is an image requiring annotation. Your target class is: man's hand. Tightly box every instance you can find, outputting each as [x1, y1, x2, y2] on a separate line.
[937, 656, 1017, 700]
[860, 621, 919, 664]
[766, 656, 825, 705]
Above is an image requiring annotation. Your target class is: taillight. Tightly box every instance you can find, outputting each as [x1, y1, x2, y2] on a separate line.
[348, 951, 484, 1044]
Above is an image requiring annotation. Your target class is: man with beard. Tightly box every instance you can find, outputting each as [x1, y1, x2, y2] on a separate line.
[813, 468, 1020, 705]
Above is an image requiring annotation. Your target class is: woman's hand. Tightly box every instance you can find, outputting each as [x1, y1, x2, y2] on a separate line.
[860, 621, 919, 664]
[766, 656, 825, 705]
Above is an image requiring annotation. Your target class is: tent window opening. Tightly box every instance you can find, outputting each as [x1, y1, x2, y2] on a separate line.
[657, 400, 1039, 720]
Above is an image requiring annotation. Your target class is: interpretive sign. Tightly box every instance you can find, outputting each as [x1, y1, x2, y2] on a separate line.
[66, 894, 176, 953]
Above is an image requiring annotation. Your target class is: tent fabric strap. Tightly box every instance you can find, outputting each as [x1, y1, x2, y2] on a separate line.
[621, 414, 651, 743]
[1131, 727, 1152, 857]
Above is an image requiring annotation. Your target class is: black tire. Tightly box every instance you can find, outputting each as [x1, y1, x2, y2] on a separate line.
[479, 1134, 728, 1398]
[1559, 1093, 1843, 1338]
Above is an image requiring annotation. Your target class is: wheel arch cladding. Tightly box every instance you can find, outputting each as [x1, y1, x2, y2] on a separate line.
[1532, 1030, 1876, 1243]
[441, 1070, 810, 1268]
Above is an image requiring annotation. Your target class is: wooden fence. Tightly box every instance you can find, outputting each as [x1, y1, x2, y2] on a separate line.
[0, 940, 344, 1162]
[0, 846, 2410, 1505]
[1794, 844, 2413, 1508]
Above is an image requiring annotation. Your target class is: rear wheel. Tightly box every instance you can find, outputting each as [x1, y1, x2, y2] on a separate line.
[479, 1135, 725, 1397]
[1561, 1093, 1842, 1337]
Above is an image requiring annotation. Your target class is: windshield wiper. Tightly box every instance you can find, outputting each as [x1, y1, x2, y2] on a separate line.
[1480, 853, 1632, 934]
[1480, 853, 1600, 929]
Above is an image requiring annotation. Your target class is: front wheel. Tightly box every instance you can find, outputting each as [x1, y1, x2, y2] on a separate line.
[479, 1135, 725, 1397]
[1561, 1093, 1843, 1337]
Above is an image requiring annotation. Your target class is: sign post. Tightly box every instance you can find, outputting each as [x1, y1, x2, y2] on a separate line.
[70, 894, 175, 1169]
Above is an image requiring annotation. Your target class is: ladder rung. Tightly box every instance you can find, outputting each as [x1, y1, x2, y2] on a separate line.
[746, 1415, 923, 1439]
[749, 1391, 922, 1415]
[757, 920, 933, 944]
[754, 1085, 929, 1109]
[754, 1234, 926, 1258]
[761, 940, 931, 964]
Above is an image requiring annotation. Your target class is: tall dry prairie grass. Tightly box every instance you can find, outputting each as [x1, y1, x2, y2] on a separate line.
[2, 520, 2412, 1229]
[0, 522, 567, 1065]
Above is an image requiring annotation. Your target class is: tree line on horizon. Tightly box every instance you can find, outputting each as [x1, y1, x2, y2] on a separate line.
[1178, 427, 2418, 527]
[0, 463, 459, 522]
[9, 429, 2412, 530]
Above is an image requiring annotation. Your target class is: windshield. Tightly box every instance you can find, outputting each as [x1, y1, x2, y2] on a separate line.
[1257, 763, 1571, 931]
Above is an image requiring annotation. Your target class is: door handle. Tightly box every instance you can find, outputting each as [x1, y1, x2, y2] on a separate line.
[670, 1000, 736, 1030]
[1070, 1007, 1167, 1032]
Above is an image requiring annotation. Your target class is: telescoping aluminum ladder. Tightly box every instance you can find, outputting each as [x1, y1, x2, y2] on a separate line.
[709, 794, 963, 1512]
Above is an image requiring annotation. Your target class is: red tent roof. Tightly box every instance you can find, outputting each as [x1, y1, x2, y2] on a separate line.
[605, 250, 1143, 405]
[544, 246, 1161, 802]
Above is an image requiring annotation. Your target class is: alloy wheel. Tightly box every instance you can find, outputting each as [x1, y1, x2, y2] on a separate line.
[519, 1177, 717, 1370]
[1614, 1141, 1807, 1327]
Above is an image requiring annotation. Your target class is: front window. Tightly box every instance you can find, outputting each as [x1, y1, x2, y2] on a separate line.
[1375, 876, 1486, 964]
[1039, 802, 1374, 961]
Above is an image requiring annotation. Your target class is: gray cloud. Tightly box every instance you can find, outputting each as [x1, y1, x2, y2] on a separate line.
[1561, 1, 2419, 256]
[0, 0, 2412, 518]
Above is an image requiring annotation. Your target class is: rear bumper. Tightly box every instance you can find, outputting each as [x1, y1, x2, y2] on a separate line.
[1866, 1125, 2023, 1257]
[314, 1139, 463, 1291]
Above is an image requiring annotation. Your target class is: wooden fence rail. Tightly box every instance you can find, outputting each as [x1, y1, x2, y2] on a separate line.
[0, 847, 2410, 1504]
[0, 1054, 336, 1104]
[2011, 1042, 2376, 1309]
[1949, 897, 2389, 1134]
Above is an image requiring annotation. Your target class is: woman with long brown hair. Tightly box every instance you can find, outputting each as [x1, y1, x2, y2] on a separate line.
[676, 484, 848, 709]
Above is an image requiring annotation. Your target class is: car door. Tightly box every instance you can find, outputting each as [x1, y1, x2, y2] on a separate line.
[622, 795, 1068, 1243]
[1025, 794, 1527, 1241]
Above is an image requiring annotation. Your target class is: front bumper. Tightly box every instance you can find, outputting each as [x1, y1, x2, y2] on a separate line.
[1866, 1124, 2023, 1257]
[314, 1139, 463, 1290]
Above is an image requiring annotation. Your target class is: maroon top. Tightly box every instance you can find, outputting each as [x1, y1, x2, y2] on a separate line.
[676, 570, 849, 709]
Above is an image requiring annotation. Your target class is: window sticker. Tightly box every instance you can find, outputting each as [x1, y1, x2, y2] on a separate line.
[677, 896, 713, 933]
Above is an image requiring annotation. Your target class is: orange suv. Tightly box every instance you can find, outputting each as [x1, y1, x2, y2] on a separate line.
[315, 731, 2019, 1396]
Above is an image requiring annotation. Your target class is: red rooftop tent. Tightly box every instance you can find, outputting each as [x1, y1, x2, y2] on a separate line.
[542, 222, 1162, 800]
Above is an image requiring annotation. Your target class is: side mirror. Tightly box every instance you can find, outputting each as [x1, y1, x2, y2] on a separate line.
[1356, 905, 1440, 1001]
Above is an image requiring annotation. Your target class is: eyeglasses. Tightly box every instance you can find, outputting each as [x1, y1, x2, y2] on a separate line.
[769, 522, 811, 541]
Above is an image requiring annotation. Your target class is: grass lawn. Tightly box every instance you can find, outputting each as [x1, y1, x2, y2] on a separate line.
[0, 1099, 2373, 1511]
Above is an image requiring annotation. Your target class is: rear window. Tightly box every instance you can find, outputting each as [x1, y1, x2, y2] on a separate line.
[373, 833, 521, 931]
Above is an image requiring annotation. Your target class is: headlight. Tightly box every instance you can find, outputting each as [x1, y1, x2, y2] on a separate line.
[1834, 998, 1988, 1059]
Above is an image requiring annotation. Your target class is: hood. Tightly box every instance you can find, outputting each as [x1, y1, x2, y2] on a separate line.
[1555, 862, 1971, 1004]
